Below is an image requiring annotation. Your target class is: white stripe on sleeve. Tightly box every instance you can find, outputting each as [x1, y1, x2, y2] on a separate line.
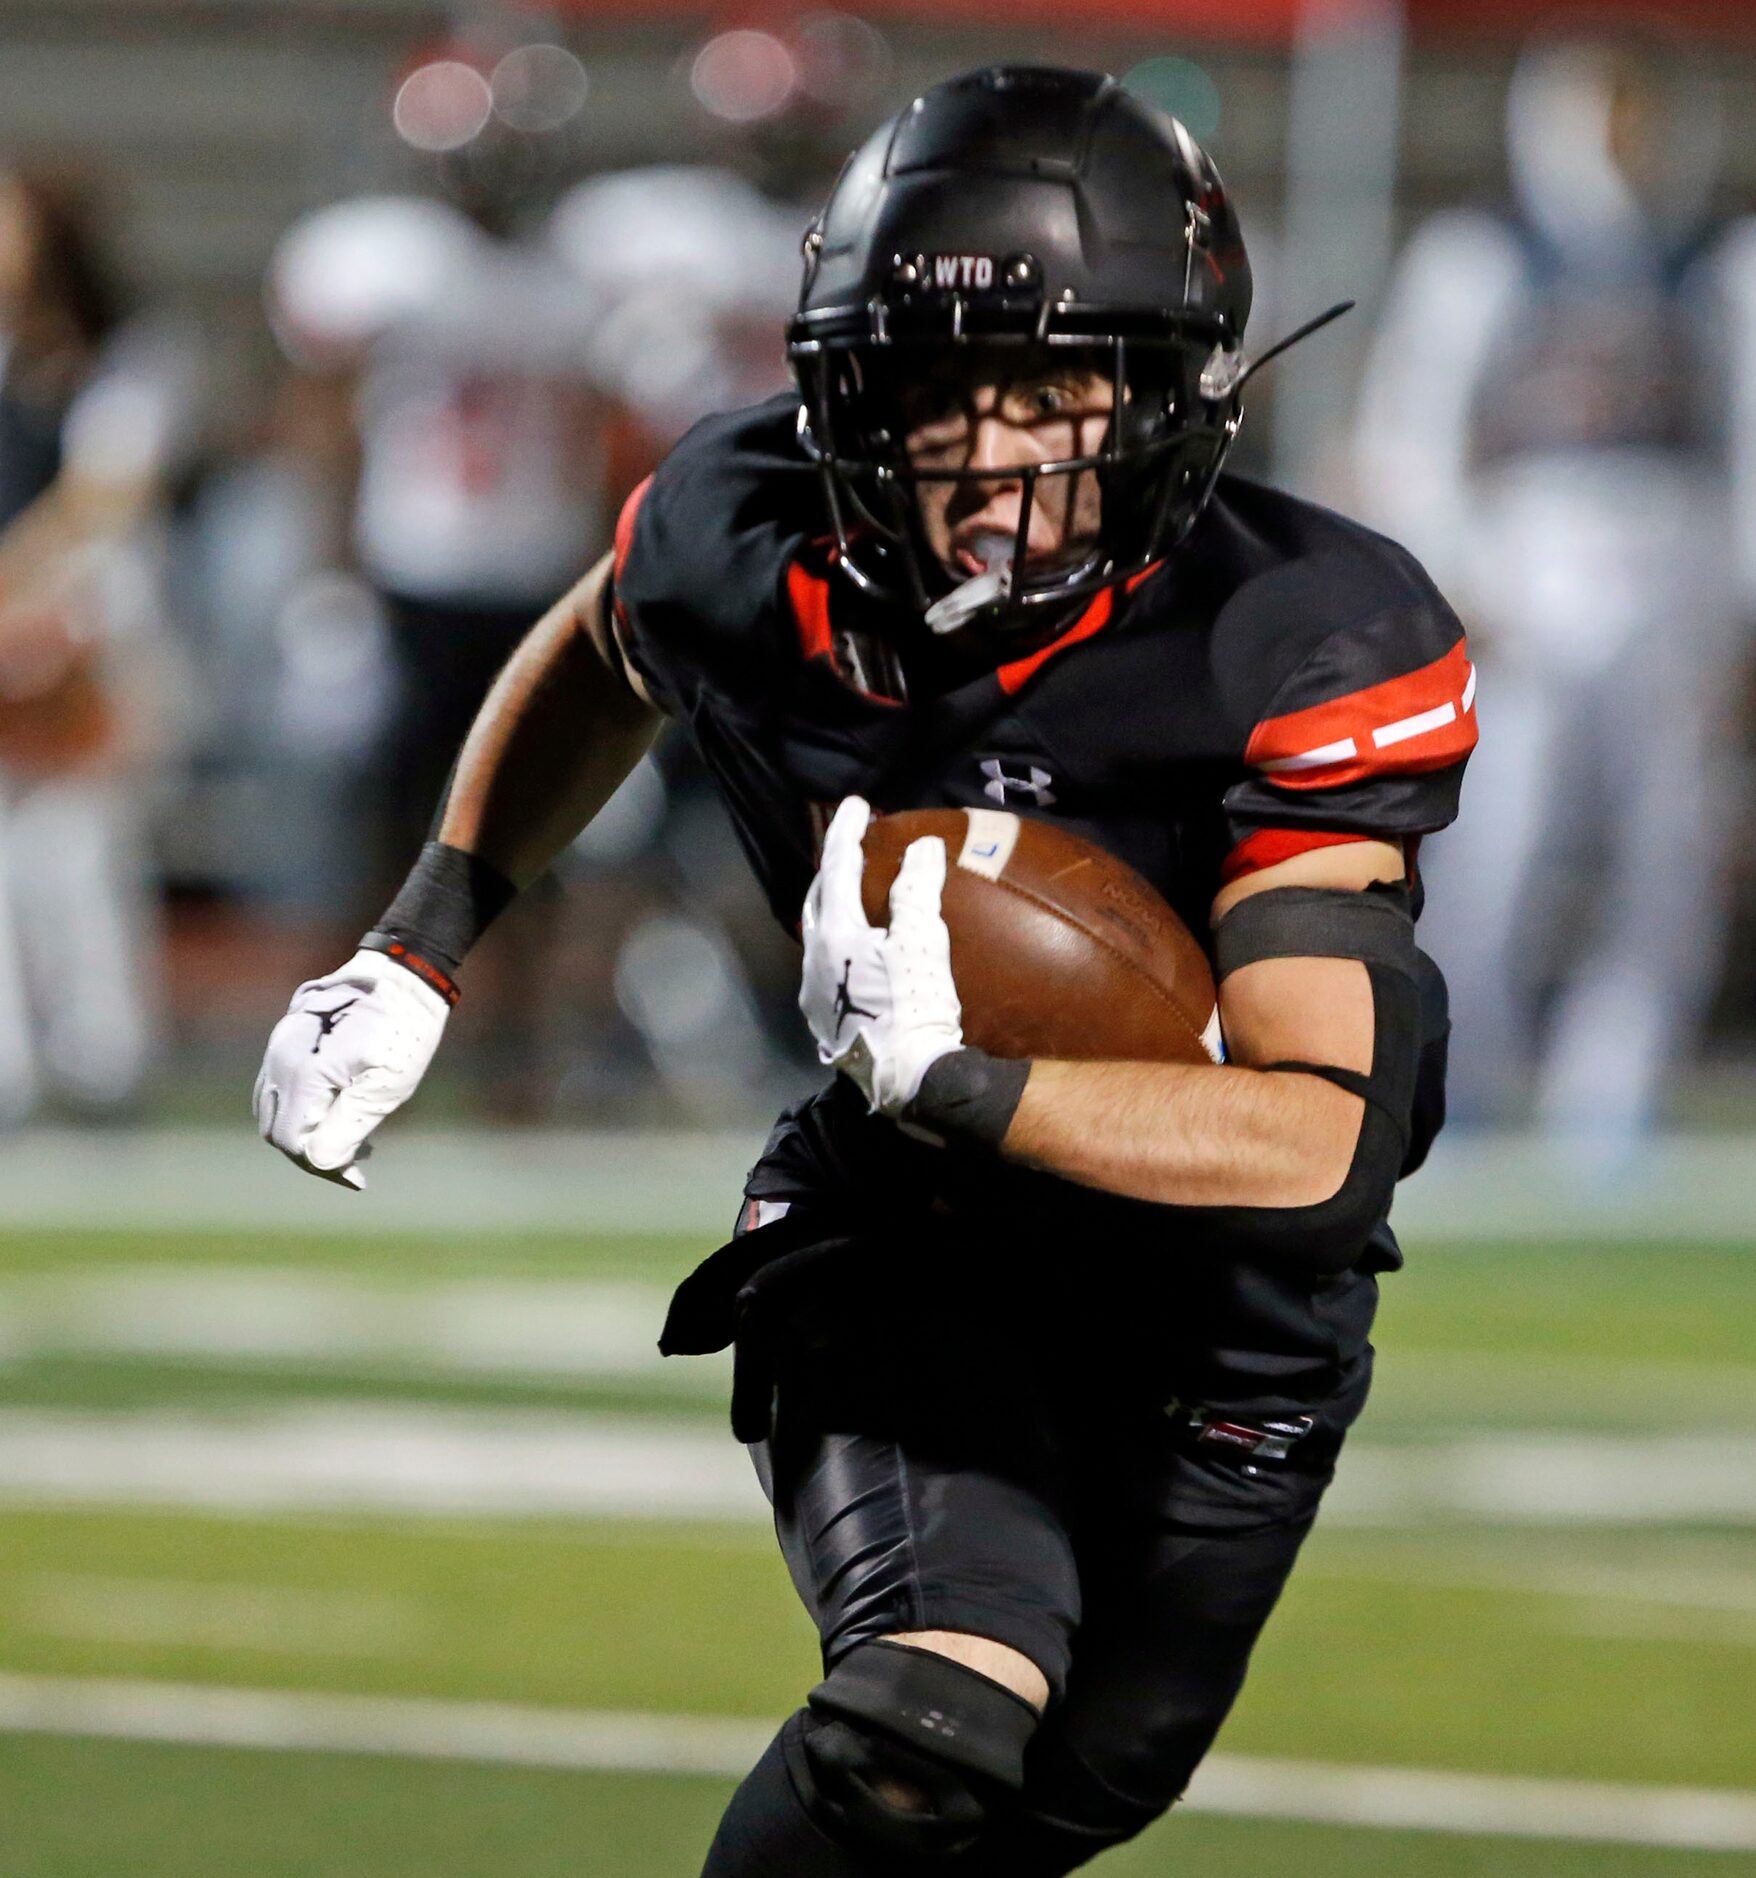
[1258, 736, 1359, 775]
[1372, 700, 1457, 749]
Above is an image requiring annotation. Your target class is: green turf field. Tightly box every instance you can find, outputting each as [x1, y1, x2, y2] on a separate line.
[1, 1223, 1752, 1873]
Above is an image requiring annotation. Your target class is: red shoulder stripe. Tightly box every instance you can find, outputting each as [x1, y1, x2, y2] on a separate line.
[1220, 828, 1379, 886]
[1246, 638, 1477, 791]
[997, 588, 1112, 695]
[613, 475, 654, 586]
[996, 563, 1162, 697]
[786, 558, 834, 662]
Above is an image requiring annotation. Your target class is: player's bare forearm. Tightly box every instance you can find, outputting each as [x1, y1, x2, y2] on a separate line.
[1002, 1056, 1363, 1208]
[436, 551, 662, 886]
[1000, 933, 1383, 1209]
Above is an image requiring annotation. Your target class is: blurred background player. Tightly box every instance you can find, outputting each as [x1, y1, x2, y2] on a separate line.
[266, 88, 618, 1111]
[0, 168, 191, 1123]
[1354, 22, 1756, 1159]
[550, 163, 802, 490]
[545, 160, 810, 1117]
[267, 179, 608, 883]
[266, 146, 810, 1115]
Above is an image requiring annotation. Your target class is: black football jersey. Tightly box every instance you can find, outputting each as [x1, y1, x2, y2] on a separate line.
[614, 392, 1476, 1413]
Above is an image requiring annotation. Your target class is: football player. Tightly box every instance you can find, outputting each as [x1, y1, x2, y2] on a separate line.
[256, 68, 1474, 1875]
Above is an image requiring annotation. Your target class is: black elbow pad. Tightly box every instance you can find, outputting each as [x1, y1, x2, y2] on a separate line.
[1197, 884, 1431, 1273]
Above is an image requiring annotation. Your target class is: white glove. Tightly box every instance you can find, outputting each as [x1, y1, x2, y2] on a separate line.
[799, 796, 964, 1116]
[253, 948, 450, 1189]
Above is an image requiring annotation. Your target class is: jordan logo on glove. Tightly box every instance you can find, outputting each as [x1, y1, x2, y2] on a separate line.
[308, 998, 359, 1052]
[832, 960, 878, 1035]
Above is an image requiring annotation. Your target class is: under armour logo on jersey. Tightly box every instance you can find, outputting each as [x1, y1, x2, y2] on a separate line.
[308, 998, 359, 1053]
[980, 758, 1056, 808]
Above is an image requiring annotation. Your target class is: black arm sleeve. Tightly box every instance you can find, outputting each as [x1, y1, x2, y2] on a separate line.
[1190, 883, 1433, 1275]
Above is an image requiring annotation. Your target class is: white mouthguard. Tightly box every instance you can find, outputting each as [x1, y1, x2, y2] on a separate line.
[924, 531, 1016, 635]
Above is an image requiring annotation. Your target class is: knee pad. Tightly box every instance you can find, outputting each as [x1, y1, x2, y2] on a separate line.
[796, 1640, 1040, 1859]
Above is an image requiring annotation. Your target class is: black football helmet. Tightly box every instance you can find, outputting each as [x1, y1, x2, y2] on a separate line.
[789, 66, 1252, 638]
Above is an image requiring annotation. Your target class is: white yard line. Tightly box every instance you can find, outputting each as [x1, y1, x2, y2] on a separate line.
[1307, 1550, 1756, 1616]
[0, 1673, 1752, 1852]
[0, 1267, 727, 1391]
[2, 1407, 1756, 1525]
[0, 1406, 769, 1521]
[1186, 1754, 1756, 1852]
[6, 1268, 1754, 1441]
[20, 1575, 424, 1659]
[0, 1672, 768, 1778]
[1335, 1434, 1756, 1525]
[0, 1127, 757, 1237]
[0, 1125, 1752, 1241]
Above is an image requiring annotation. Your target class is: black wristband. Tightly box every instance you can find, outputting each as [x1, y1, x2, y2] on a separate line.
[364, 842, 518, 985]
[904, 1047, 1032, 1151]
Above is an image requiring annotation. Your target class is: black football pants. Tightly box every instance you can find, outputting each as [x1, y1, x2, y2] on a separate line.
[688, 1170, 1365, 1875]
[703, 1401, 1334, 1873]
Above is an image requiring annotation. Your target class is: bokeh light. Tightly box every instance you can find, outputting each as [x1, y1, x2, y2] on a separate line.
[1123, 55, 1222, 142]
[792, 12, 891, 111]
[491, 43, 590, 134]
[392, 58, 493, 153]
[689, 28, 797, 124]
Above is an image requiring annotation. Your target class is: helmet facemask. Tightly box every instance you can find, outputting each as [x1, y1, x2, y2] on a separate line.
[791, 320, 1243, 644]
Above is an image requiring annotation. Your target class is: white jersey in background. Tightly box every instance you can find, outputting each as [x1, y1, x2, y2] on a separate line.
[548, 165, 801, 445]
[270, 195, 605, 606]
[1353, 31, 1756, 1156]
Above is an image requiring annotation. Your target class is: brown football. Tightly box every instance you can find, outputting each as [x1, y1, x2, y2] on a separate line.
[861, 808, 1221, 1066]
